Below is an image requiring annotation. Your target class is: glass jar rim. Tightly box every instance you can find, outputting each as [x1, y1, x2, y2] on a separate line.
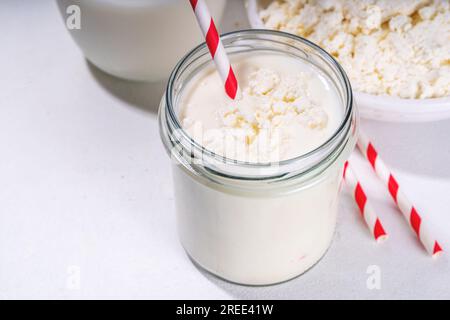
[162, 29, 355, 182]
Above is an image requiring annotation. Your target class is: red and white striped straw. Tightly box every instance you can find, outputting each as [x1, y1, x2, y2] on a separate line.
[343, 161, 388, 243]
[357, 131, 443, 257]
[189, 0, 240, 100]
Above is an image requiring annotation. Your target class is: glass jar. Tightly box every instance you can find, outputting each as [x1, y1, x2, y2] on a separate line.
[159, 30, 358, 285]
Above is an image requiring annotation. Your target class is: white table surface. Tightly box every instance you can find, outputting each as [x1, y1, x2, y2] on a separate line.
[1, 0, 449, 300]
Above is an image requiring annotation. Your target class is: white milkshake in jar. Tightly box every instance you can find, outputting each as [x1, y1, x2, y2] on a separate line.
[159, 31, 357, 285]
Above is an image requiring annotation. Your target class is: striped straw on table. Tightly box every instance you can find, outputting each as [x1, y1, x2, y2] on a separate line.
[357, 131, 443, 257]
[343, 161, 388, 242]
[189, 0, 239, 100]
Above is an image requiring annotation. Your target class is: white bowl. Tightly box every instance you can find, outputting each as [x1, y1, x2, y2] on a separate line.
[246, 0, 450, 122]
[57, 0, 226, 82]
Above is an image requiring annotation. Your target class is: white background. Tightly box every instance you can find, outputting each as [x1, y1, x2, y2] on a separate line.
[1, 0, 449, 299]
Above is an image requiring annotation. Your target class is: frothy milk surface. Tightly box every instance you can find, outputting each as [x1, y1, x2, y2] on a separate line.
[180, 52, 343, 162]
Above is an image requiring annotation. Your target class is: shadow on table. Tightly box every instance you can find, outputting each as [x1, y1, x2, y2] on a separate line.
[361, 118, 450, 178]
[86, 60, 166, 115]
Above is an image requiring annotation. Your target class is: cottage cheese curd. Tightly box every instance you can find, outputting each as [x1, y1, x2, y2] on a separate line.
[260, 0, 450, 99]
[180, 53, 342, 162]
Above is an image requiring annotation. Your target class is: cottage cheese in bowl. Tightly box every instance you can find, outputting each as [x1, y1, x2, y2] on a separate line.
[248, 0, 450, 121]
